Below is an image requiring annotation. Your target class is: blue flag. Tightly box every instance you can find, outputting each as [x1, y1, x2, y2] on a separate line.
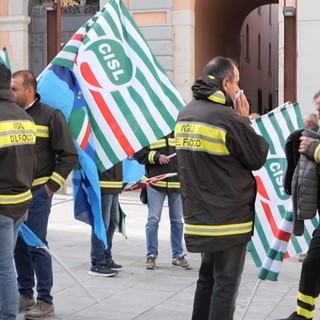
[38, 66, 107, 247]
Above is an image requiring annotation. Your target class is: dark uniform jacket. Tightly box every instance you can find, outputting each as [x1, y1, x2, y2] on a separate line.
[175, 76, 269, 253]
[99, 162, 123, 194]
[134, 132, 180, 192]
[0, 89, 37, 219]
[27, 94, 78, 192]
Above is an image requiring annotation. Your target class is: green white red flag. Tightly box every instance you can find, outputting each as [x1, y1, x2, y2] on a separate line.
[249, 102, 319, 281]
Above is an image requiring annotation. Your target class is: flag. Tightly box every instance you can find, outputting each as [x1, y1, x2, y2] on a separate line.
[0, 47, 11, 69]
[37, 0, 184, 244]
[123, 172, 178, 192]
[19, 224, 45, 248]
[122, 158, 145, 183]
[249, 102, 319, 281]
[46, 0, 185, 171]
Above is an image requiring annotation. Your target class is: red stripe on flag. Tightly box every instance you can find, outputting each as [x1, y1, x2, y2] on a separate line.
[89, 89, 135, 156]
[72, 33, 83, 41]
[80, 122, 91, 150]
[80, 62, 102, 88]
[261, 201, 278, 237]
[256, 176, 270, 201]
[274, 228, 291, 242]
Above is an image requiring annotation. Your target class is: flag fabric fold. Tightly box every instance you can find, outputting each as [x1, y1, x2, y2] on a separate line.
[0, 47, 11, 69]
[249, 103, 319, 281]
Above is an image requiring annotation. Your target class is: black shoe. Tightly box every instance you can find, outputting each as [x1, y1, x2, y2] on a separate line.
[276, 312, 306, 320]
[109, 259, 122, 270]
[88, 264, 118, 277]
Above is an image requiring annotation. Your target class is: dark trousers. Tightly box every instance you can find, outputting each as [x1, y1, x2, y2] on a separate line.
[14, 186, 53, 304]
[191, 242, 247, 320]
[294, 228, 320, 319]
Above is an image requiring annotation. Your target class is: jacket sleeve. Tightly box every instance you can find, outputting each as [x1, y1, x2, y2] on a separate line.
[46, 110, 78, 192]
[226, 116, 269, 171]
[134, 147, 161, 165]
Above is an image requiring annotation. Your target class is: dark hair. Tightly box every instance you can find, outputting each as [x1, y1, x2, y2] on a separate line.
[12, 70, 37, 92]
[0, 63, 12, 89]
[202, 56, 238, 83]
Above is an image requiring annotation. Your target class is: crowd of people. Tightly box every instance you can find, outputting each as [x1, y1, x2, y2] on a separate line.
[1, 53, 320, 320]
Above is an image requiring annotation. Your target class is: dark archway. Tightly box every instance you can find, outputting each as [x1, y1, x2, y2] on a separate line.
[194, 0, 279, 77]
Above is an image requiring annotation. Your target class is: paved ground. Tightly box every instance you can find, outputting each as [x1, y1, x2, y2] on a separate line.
[17, 191, 319, 320]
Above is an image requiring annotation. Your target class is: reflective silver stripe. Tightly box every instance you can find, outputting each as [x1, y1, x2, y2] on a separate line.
[185, 221, 253, 236]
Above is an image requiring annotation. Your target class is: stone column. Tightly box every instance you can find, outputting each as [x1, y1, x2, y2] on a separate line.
[172, 0, 195, 102]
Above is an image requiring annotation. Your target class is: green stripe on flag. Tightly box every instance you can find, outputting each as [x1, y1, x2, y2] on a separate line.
[101, 10, 121, 40]
[268, 113, 286, 152]
[110, 90, 149, 147]
[109, 0, 184, 110]
[87, 109, 119, 165]
[127, 86, 163, 138]
[281, 107, 296, 133]
[52, 57, 74, 69]
[256, 119, 276, 154]
[293, 102, 304, 128]
[135, 69, 176, 128]
[248, 213, 268, 266]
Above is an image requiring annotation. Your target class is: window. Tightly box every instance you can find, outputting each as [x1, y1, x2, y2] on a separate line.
[268, 93, 273, 111]
[268, 43, 272, 76]
[268, 5, 272, 26]
[257, 34, 261, 70]
[257, 89, 263, 115]
[257, 6, 261, 16]
[245, 24, 250, 62]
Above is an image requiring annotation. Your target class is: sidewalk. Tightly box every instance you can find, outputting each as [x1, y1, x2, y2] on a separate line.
[17, 191, 318, 320]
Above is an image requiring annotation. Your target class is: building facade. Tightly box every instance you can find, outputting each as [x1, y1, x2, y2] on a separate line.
[2, 0, 307, 114]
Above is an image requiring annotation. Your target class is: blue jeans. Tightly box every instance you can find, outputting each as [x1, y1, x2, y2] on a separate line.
[0, 212, 26, 320]
[14, 185, 53, 304]
[146, 187, 184, 258]
[91, 194, 119, 265]
[191, 243, 248, 320]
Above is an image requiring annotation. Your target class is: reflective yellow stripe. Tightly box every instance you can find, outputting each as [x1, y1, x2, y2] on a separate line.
[208, 90, 226, 104]
[100, 181, 123, 188]
[297, 306, 315, 319]
[150, 139, 166, 149]
[168, 138, 176, 147]
[148, 151, 157, 164]
[185, 221, 253, 236]
[50, 172, 65, 187]
[152, 181, 180, 188]
[32, 176, 50, 187]
[175, 122, 229, 155]
[0, 120, 36, 148]
[314, 144, 320, 163]
[0, 190, 32, 204]
[36, 125, 49, 138]
[298, 292, 317, 306]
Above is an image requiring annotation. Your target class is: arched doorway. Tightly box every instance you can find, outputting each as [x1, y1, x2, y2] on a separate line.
[194, 0, 279, 113]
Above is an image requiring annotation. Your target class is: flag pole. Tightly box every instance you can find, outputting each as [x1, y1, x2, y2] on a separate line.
[42, 246, 100, 303]
[239, 279, 262, 320]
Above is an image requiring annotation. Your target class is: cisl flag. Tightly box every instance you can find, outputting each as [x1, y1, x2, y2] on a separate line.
[37, 0, 185, 246]
[249, 103, 319, 281]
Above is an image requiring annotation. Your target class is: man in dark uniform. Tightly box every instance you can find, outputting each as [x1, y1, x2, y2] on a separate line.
[0, 63, 36, 320]
[11, 70, 78, 319]
[175, 56, 269, 320]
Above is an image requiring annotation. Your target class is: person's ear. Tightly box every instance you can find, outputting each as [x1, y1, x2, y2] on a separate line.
[222, 77, 228, 91]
